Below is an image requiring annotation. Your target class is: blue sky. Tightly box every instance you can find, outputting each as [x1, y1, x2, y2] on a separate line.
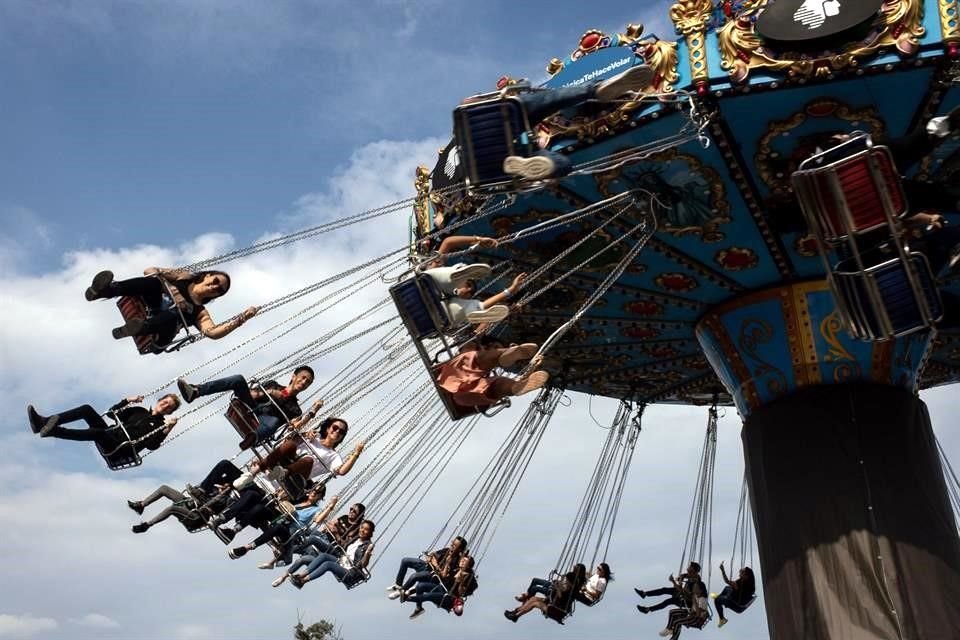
[0, 0, 672, 266]
[2, 2, 959, 640]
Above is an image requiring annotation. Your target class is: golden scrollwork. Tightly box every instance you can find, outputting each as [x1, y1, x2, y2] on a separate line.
[820, 311, 856, 363]
[755, 98, 885, 193]
[940, 0, 960, 43]
[670, 0, 715, 83]
[412, 166, 431, 237]
[717, 0, 926, 83]
[536, 40, 678, 142]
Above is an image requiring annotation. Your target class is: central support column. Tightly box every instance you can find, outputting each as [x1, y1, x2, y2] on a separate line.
[696, 281, 960, 640]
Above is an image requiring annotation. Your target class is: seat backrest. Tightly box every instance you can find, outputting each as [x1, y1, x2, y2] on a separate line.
[453, 95, 534, 186]
[225, 397, 260, 437]
[792, 139, 906, 244]
[95, 420, 142, 470]
[390, 275, 452, 340]
[116, 296, 159, 355]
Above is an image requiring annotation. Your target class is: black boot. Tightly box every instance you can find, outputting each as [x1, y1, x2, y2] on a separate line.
[127, 500, 145, 515]
[132, 523, 150, 534]
[85, 270, 115, 301]
[27, 405, 47, 434]
[112, 317, 146, 339]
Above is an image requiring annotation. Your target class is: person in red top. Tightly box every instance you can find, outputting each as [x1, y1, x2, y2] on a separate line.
[177, 366, 318, 445]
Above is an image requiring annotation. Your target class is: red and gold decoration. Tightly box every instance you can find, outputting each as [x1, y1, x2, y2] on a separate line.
[669, 0, 716, 89]
[655, 272, 699, 293]
[715, 247, 758, 271]
[625, 300, 665, 316]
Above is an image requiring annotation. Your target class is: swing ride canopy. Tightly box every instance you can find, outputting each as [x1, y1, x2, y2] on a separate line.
[412, 0, 960, 417]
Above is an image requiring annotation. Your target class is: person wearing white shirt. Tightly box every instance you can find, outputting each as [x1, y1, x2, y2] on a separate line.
[576, 563, 612, 606]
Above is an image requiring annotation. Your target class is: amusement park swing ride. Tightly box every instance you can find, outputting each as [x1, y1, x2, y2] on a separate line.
[32, 0, 960, 638]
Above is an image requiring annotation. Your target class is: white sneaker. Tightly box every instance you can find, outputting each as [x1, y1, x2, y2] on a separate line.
[659, 629, 672, 638]
[387, 589, 403, 600]
[272, 574, 288, 588]
[595, 64, 655, 101]
[503, 155, 556, 181]
[465, 304, 510, 324]
[450, 263, 492, 286]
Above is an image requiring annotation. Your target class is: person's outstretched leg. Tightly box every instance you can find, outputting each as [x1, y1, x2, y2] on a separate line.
[37, 405, 109, 440]
[424, 265, 493, 296]
[199, 460, 242, 494]
[180, 374, 255, 406]
[514, 64, 654, 123]
[97, 275, 165, 307]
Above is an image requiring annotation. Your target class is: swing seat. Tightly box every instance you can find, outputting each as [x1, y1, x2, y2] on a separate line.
[792, 135, 906, 245]
[225, 397, 261, 448]
[832, 251, 942, 340]
[390, 275, 453, 340]
[340, 566, 370, 590]
[115, 295, 197, 355]
[96, 419, 142, 470]
[453, 93, 536, 188]
[116, 296, 163, 355]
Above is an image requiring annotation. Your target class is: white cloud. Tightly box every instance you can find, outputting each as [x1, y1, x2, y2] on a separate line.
[0, 615, 57, 639]
[68, 614, 119, 630]
[173, 624, 214, 640]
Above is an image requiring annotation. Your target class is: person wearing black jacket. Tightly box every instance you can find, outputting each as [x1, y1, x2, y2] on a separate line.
[27, 394, 180, 459]
[177, 366, 317, 446]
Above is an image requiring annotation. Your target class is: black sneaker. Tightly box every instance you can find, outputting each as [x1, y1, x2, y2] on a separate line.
[177, 378, 199, 404]
[637, 605, 649, 614]
[216, 526, 237, 544]
[127, 500, 145, 515]
[409, 607, 425, 620]
[634, 588, 646, 598]
[26, 406, 46, 434]
[503, 610, 518, 623]
[84, 270, 114, 301]
[131, 523, 150, 534]
[228, 546, 247, 559]
[112, 317, 145, 339]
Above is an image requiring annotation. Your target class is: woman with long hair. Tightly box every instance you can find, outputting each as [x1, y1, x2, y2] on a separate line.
[504, 563, 588, 623]
[714, 562, 756, 627]
[85, 267, 257, 349]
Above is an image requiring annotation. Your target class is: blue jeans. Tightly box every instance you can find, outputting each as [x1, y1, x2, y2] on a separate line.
[514, 83, 596, 123]
[412, 581, 449, 607]
[527, 577, 553, 598]
[286, 553, 319, 576]
[305, 552, 346, 581]
[296, 532, 335, 555]
[395, 557, 429, 588]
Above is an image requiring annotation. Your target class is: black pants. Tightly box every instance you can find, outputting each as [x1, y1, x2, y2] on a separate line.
[199, 460, 243, 494]
[109, 276, 182, 345]
[44, 405, 114, 444]
[644, 587, 685, 612]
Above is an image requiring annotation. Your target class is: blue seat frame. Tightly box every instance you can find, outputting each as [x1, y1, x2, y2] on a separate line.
[453, 93, 536, 190]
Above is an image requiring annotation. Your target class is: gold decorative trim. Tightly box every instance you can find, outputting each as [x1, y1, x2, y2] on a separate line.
[755, 98, 885, 194]
[670, 0, 715, 84]
[940, 0, 960, 43]
[717, 0, 926, 83]
[412, 166, 431, 238]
